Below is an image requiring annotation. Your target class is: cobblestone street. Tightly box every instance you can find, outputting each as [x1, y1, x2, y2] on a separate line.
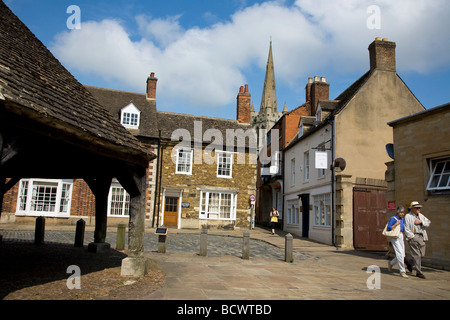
[1, 225, 450, 301]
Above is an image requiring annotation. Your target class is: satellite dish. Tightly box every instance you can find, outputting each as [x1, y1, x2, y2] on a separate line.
[385, 143, 394, 160]
[333, 157, 346, 172]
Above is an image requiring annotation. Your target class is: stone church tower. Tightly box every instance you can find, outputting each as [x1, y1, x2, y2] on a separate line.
[250, 41, 287, 151]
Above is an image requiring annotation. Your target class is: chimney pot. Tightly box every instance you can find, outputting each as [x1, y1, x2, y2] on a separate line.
[244, 84, 249, 93]
[239, 86, 244, 93]
[310, 76, 330, 117]
[308, 77, 313, 84]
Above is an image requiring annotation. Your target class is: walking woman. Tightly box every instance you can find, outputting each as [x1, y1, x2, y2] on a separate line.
[270, 207, 279, 235]
[387, 206, 408, 278]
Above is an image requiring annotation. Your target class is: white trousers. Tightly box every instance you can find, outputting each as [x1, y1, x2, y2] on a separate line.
[390, 233, 406, 273]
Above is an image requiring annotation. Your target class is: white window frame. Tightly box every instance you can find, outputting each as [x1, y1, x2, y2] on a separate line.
[16, 179, 73, 217]
[313, 193, 331, 226]
[108, 182, 130, 217]
[287, 200, 299, 225]
[217, 151, 233, 178]
[199, 191, 237, 221]
[304, 151, 310, 181]
[316, 107, 322, 122]
[175, 147, 193, 175]
[298, 123, 304, 138]
[120, 103, 141, 129]
[426, 157, 450, 192]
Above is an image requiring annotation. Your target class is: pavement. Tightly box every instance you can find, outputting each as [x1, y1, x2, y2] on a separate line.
[1, 223, 450, 300]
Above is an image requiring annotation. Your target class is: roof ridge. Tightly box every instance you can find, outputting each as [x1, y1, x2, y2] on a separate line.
[157, 110, 250, 125]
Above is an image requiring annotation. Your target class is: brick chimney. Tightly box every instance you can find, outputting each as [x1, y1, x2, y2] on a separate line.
[236, 84, 251, 123]
[146, 72, 158, 100]
[368, 37, 396, 72]
[305, 77, 312, 104]
[310, 76, 329, 116]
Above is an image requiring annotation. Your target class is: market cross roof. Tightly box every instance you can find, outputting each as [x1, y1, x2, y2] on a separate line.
[0, 0, 154, 166]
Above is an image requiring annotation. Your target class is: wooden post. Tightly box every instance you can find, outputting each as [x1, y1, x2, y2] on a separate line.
[121, 167, 148, 277]
[86, 176, 112, 253]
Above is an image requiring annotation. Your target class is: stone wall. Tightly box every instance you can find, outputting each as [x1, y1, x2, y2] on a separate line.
[159, 144, 257, 229]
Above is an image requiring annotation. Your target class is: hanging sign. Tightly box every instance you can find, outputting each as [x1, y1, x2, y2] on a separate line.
[315, 151, 328, 169]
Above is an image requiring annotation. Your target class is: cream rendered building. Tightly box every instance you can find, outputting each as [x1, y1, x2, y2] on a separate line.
[284, 38, 424, 249]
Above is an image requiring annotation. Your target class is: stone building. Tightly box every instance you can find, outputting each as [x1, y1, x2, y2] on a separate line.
[386, 103, 450, 269]
[283, 38, 425, 249]
[156, 110, 257, 229]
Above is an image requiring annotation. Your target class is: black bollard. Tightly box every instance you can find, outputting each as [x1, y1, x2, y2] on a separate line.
[74, 219, 86, 247]
[34, 216, 45, 245]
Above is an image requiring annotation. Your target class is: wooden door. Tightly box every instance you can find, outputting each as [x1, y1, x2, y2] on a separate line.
[164, 197, 179, 228]
[353, 188, 388, 251]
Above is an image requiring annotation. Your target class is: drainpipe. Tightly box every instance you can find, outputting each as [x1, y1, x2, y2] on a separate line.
[330, 116, 336, 247]
[152, 131, 161, 227]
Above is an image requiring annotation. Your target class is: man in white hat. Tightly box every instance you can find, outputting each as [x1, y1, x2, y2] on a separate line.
[404, 201, 431, 278]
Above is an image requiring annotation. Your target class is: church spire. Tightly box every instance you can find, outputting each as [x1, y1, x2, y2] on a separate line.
[260, 40, 277, 117]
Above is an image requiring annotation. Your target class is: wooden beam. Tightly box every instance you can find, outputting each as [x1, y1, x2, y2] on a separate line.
[85, 176, 112, 244]
[126, 166, 147, 257]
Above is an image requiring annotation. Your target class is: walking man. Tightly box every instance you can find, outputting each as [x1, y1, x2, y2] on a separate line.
[404, 201, 431, 279]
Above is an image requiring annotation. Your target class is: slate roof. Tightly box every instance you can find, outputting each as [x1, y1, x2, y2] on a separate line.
[0, 1, 153, 163]
[85, 86, 159, 138]
[86, 84, 256, 150]
[157, 111, 253, 145]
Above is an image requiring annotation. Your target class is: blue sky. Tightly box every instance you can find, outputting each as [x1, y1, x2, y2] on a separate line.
[5, 0, 450, 120]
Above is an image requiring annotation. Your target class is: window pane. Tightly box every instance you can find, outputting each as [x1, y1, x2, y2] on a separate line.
[427, 159, 450, 190]
[217, 153, 232, 177]
[31, 182, 57, 212]
[220, 194, 232, 219]
[439, 174, 450, 187]
[19, 180, 29, 211]
[177, 149, 192, 173]
[110, 187, 130, 216]
[59, 183, 71, 213]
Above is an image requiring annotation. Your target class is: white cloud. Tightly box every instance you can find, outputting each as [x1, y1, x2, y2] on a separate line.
[51, 0, 450, 112]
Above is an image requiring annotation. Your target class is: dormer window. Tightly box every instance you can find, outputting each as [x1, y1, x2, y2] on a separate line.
[298, 123, 304, 138]
[120, 103, 141, 129]
[316, 108, 322, 122]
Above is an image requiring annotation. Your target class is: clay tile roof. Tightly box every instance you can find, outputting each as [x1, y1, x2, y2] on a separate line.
[0, 1, 154, 164]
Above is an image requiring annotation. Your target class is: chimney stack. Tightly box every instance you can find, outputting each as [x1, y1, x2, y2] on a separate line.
[237, 84, 251, 123]
[308, 76, 329, 116]
[368, 37, 396, 72]
[146, 72, 158, 100]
